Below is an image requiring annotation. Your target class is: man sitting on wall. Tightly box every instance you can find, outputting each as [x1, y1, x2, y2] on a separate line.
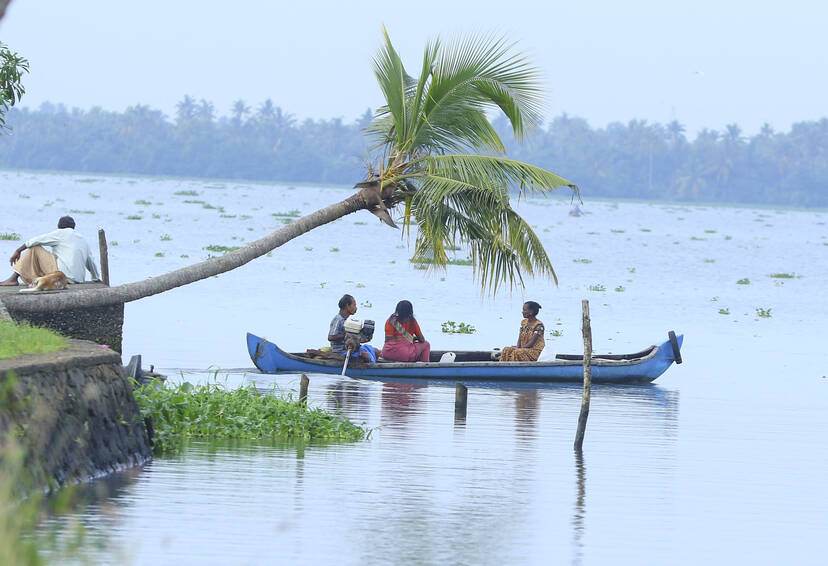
[1, 215, 101, 286]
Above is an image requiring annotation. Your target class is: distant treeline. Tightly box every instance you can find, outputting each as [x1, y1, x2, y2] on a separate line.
[1, 97, 826, 207]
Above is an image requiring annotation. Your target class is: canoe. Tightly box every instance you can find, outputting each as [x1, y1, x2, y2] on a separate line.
[246, 331, 684, 384]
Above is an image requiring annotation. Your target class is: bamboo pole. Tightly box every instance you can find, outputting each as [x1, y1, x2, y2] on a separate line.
[299, 373, 309, 406]
[98, 228, 110, 286]
[574, 300, 592, 451]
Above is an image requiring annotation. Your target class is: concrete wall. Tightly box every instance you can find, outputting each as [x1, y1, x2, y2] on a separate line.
[0, 339, 151, 487]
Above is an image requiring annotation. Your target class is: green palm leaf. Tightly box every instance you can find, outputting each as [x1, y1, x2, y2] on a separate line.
[363, 29, 577, 293]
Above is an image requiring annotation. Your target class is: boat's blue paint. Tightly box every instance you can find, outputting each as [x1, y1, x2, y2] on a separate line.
[246, 332, 683, 384]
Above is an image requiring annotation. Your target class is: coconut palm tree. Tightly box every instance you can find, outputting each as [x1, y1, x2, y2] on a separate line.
[3, 29, 576, 314]
[0, 40, 28, 133]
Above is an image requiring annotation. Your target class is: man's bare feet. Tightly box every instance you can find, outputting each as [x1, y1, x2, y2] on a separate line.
[0, 274, 21, 286]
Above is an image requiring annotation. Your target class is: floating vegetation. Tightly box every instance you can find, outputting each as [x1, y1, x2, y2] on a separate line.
[718, 308, 730, 315]
[586, 231, 599, 235]
[75, 178, 102, 183]
[110, 241, 119, 246]
[132, 379, 368, 454]
[154, 252, 164, 258]
[704, 229, 717, 234]
[304, 247, 313, 251]
[573, 258, 592, 264]
[240, 215, 253, 220]
[135, 199, 152, 205]
[640, 228, 651, 232]
[768, 273, 797, 279]
[704, 259, 716, 263]
[627, 267, 636, 274]
[588, 284, 606, 292]
[355, 283, 365, 288]
[410, 257, 473, 266]
[354, 221, 367, 225]
[174, 190, 200, 196]
[69, 209, 95, 214]
[330, 247, 340, 252]
[725, 235, 733, 240]
[203, 245, 240, 253]
[88, 192, 101, 199]
[549, 329, 563, 337]
[614, 285, 625, 292]
[202, 203, 217, 210]
[126, 215, 143, 220]
[441, 321, 476, 334]
[160, 234, 172, 241]
[220, 214, 237, 218]
[737, 278, 751, 285]
[272, 210, 301, 218]
[180, 254, 189, 258]
[0, 232, 21, 241]
[756, 307, 772, 318]
[690, 236, 706, 241]
[183, 199, 206, 204]
[711, 297, 719, 302]
[611, 229, 625, 233]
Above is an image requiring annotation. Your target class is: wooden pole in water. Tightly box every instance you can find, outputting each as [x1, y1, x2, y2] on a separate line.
[455, 382, 468, 410]
[98, 228, 110, 286]
[574, 300, 592, 451]
[299, 373, 309, 406]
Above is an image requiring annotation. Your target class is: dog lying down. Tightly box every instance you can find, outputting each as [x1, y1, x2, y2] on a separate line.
[19, 270, 69, 292]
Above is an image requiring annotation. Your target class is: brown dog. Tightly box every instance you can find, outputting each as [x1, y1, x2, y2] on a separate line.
[20, 270, 69, 292]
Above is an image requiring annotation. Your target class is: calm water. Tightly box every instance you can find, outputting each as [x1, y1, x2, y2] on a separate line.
[2, 170, 827, 565]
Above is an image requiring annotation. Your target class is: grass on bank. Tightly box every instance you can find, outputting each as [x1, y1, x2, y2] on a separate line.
[133, 379, 369, 453]
[0, 322, 68, 361]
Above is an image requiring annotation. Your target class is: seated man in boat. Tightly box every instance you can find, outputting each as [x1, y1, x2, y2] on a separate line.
[498, 301, 545, 362]
[328, 294, 380, 362]
[1, 215, 101, 286]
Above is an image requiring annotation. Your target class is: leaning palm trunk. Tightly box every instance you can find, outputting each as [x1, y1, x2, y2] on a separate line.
[1, 192, 371, 313]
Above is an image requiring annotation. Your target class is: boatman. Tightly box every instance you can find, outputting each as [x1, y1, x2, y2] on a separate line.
[1, 216, 101, 286]
[328, 294, 379, 362]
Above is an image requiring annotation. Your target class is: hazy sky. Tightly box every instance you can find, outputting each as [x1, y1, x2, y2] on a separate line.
[1, 0, 825, 137]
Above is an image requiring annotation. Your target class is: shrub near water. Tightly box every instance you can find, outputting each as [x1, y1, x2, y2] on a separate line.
[133, 380, 368, 453]
[0, 322, 67, 361]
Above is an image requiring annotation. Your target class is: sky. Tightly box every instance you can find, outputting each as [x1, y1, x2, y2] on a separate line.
[1, 0, 825, 138]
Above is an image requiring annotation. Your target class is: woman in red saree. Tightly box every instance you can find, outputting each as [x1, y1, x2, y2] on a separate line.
[381, 300, 431, 362]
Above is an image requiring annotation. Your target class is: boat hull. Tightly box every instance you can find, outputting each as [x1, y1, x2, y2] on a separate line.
[246, 332, 683, 384]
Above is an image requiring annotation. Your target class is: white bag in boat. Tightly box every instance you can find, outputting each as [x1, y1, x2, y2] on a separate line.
[537, 344, 556, 362]
[439, 352, 456, 363]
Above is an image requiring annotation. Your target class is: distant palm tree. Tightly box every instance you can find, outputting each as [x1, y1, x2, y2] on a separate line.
[7, 29, 576, 314]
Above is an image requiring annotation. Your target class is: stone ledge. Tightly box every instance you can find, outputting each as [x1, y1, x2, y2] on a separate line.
[0, 339, 122, 377]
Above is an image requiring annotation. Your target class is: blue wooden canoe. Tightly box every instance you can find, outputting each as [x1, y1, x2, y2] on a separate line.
[246, 331, 683, 384]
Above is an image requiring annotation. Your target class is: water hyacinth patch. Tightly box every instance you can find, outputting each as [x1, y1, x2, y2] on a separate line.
[737, 278, 751, 285]
[441, 321, 476, 334]
[0, 232, 21, 240]
[132, 380, 369, 454]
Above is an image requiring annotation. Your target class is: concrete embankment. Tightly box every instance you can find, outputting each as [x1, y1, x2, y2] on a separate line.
[0, 339, 151, 487]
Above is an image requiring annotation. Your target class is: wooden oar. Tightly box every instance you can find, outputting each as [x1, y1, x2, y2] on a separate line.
[341, 346, 353, 375]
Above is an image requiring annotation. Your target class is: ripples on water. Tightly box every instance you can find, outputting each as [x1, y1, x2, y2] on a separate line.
[4, 171, 825, 565]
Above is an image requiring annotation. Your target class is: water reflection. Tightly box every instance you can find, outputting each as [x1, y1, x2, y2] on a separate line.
[572, 450, 587, 566]
[380, 381, 427, 428]
[325, 378, 371, 420]
[514, 389, 539, 446]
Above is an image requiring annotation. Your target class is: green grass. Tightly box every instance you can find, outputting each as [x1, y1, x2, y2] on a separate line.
[768, 273, 797, 279]
[0, 321, 68, 360]
[133, 380, 369, 453]
[441, 321, 476, 334]
[0, 232, 21, 241]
